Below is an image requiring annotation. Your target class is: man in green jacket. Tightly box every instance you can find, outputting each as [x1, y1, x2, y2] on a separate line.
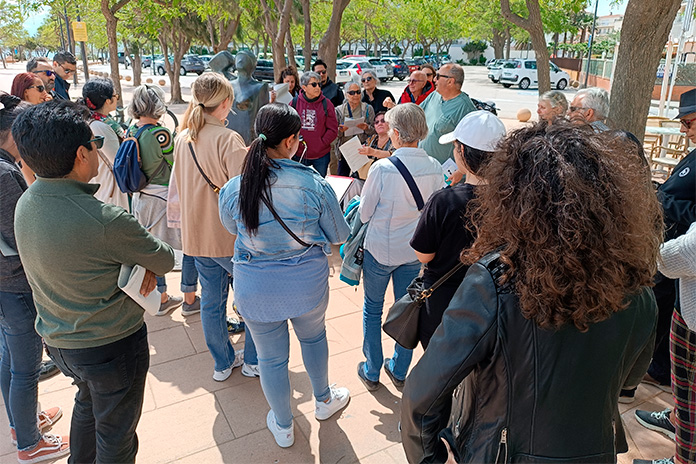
[12, 100, 175, 464]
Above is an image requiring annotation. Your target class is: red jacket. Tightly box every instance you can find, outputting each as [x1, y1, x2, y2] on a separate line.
[398, 82, 435, 105]
[291, 92, 338, 160]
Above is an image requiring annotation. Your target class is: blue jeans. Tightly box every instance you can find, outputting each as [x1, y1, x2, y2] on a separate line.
[46, 324, 149, 464]
[193, 256, 257, 371]
[361, 250, 420, 382]
[244, 289, 330, 429]
[156, 253, 199, 294]
[293, 152, 330, 177]
[0, 291, 42, 451]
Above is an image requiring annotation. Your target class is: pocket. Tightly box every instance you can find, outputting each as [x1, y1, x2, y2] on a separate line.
[73, 353, 131, 395]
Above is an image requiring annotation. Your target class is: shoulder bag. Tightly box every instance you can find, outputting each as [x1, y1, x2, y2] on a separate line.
[383, 261, 465, 349]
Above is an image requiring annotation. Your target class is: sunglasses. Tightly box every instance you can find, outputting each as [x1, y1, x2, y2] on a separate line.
[425, 72, 434, 77]
[408, 79, 424, 84]
[681, 117, 696, 129]
[435, 73, 453, 80]
[33, 70, 55, 77]
[361, 76, 374, 82]
[83, 135, 105, 150]
[569, 106, 587, 112]
[347, 90, 361, 96]
[28, 85, 46, 93]
[60, 64, 76, 75]
[305, 82, 320, 87]
[316, 70, 327, 75]
[374, 119, 386, 124]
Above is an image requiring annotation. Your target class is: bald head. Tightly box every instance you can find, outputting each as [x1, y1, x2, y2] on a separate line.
[408, 70, 427, 96]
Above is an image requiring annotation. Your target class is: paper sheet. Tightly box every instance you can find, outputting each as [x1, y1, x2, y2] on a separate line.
[441, 158, 458, 179]
[343, 117, 365, 137]
[118, 264, 162, 316]
[326, 175, 354, 201]
[273, 83, 293, 105]
[339, 136, 370, 173]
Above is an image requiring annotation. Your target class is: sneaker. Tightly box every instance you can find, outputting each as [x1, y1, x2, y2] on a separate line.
[357, 361, 379, 391]
[635, 408, 676, 440]
[227, 317, 245, 334]
[619, 387, 637, 404]
[383, 358, 405, 388]
[633, 458, 675, 464]
[266, 410, 294, 448]
[642, 373, 672, 393]
[156, 296, 183, 316]
[38, 361, 60, 382]
[17, 433, 70, 464]
[241, 363, 260, 378]
[315, 385, 350, 420]
[10, 407, 63, 446]
[180, 296, 201, 316]
[212, 350, 244, 382]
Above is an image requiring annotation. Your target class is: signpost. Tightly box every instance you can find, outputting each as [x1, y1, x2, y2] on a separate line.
[72, 20, 90, 82]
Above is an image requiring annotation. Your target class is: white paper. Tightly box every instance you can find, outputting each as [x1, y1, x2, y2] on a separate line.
[343, 117, 365, 137]
[441, 158, 458, 179]
[118, 264, 161, 316]
[273, 83, 293, 105]
[339, 136, 370, 173]
[325, 175, 354, 201]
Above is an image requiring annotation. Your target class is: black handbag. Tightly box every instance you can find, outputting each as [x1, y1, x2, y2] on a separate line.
[383, 261, 465, 349]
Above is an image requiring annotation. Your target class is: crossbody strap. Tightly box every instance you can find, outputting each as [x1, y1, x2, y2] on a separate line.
[188, 142, 220, 194]
[420, 262, 466, 300]
[388, 157, 424, 211]
[260, 196, 311, 248]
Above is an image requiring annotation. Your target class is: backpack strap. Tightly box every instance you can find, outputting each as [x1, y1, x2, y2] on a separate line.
[322, 98, 327, 117]
[131, 123, 155, 138]
[291, 95, 297, 109]
[388, 157, 424, 211]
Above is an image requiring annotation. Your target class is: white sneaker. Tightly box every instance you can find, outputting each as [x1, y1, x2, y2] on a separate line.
[241, 363, 260, 378]
[266, 410, 294, 448]
[213, 350, 245, 382]
[315, 385, 350, 420]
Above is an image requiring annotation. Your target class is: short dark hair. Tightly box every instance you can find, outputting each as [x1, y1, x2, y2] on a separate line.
[0, 92, 29, 145]
[26, 57, 50, 72]
[312, 59, 327, 71]
[79, 78, 115, 111]
[53, 51, 76, 65]
[12, 100, 91, 178]
[455, 141, 491, 175]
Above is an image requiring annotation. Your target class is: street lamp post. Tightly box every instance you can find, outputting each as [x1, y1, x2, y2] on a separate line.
[583, 0, 599, 88]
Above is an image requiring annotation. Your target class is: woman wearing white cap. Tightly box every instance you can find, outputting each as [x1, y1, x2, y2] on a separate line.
[410, 110, 507, 348]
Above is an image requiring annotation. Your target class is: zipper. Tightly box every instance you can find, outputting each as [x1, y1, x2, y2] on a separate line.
[494, 428, 508, 464]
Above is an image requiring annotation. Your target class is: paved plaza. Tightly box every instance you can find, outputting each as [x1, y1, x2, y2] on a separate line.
[0, 61, 679, 463]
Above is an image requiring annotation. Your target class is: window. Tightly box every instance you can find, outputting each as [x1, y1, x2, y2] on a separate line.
[525, 61, 537, 70]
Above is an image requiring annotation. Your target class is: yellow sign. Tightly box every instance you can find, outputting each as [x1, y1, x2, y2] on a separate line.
[72, 22, 88, 42]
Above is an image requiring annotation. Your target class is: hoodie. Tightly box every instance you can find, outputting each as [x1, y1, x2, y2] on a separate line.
[292, 91, 339, 160]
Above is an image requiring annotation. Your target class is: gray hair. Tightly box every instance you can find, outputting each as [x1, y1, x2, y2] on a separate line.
[128, 84, 167, 119]
[540, 90, 568, 112]
[362, 70, 377, 83]
[576, 87, 609, 120]
[385, 103, 429, 144]
[448, 64, 465, 86]
[300, 71, 320, 86]
[343, 81, 361, 98]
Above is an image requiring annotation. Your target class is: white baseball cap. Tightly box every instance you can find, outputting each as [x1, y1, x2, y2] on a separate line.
[439, 110, 507, 152]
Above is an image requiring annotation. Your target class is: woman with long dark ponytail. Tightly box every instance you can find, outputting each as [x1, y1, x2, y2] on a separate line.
[219, 103, 351, 448]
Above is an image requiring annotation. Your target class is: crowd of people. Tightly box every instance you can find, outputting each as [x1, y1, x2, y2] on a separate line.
[0, 49, 694, 464]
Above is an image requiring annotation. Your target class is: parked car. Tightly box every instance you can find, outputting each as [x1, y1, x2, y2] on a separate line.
[412, 57, 427, 68]
[252, 59, 275, 81]
[342, 56, 386, 82]
[199, 54, 215, 69]
[404, 58, 419, 73]
[141, 55, 157, 68]
[335, 59, 376, 86]
[487, 60, 511, 83]
[368, 58, 393, 82]
[381, 57, 409, 80]
[155, 54, 205, 76]
[117, 52, 130, 66]
[486, 59, 506, 70]
[499, 59, 569, 90]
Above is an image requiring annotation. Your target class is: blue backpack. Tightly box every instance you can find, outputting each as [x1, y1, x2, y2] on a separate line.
[113, 124, 168, 194]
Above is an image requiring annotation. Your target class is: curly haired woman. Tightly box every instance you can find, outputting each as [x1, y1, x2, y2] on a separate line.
[401, 122, 663, 463]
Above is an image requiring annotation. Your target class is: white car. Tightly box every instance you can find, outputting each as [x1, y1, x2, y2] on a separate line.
[487, 60, 511, 83]
[499, 59, 570, 90]
[335, 60, 376, 86]
[341, 56, 387, 81]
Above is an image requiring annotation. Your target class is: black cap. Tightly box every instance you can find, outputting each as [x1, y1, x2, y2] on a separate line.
[677, 88, 696, 119]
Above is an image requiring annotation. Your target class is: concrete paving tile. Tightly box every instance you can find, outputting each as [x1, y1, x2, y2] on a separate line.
[325, 289, 362, 320]
[383, 442, 409, 463]
[147, 351, 254, 408]
[214, 378, 267, 439]
[148, 325, 197, 367]
[183, 319, 249, 355]
[173, 424, 316, 464]
[619, 383, 667, 414]
[136, 394, 234, 463]
[335, 286, 365, 311]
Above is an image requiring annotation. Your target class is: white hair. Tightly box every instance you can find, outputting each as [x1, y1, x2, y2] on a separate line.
[576, 87, 609, 120]
[385, 103, 428, 143]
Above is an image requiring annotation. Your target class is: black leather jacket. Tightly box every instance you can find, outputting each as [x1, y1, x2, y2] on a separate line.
[401, 252, 657, 463]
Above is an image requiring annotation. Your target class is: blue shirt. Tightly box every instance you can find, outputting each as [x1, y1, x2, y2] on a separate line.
[218, 158, 350, 322]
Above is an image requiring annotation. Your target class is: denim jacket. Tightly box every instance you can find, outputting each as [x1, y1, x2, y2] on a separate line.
[219, 158, 350, 263]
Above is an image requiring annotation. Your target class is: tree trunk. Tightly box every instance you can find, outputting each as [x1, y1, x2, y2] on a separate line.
[286, 29, 297, 69]
[492, 27, 505, 59]
[207, 17, 217, 52]
[259, 0, 293, 81]
[608, 0, 681, 140]
[158, 28, 188, 104]
[301, 0, 312, 71]
[317, 0, 352, 81]
[102, 7, 123, 106]
[131, 42, 142, 87]
[217, 13, 242, 53]
[505, 27, 511, 59]
[500, 0, 551, 94]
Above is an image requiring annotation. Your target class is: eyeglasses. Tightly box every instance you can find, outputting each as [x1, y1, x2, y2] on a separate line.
[435, 73, 453, 80]
[408, 79, 424, 84]
[112, 94, 119, 100]
[374, 119, 386, 124]
[83, 135, 105, 150]
[681, 117, 696, 129]
[27, 85, 46, 93]
[60, 64, 76, 75]
[361, 76, 374, 82]
[316, 70, 327, 75]
[424, 72, 434, 77]
[347, 90, 361, 96]
[569, 106, 587, 112]
[305, 82, 320, 87]
[33, 70, 55, 77]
